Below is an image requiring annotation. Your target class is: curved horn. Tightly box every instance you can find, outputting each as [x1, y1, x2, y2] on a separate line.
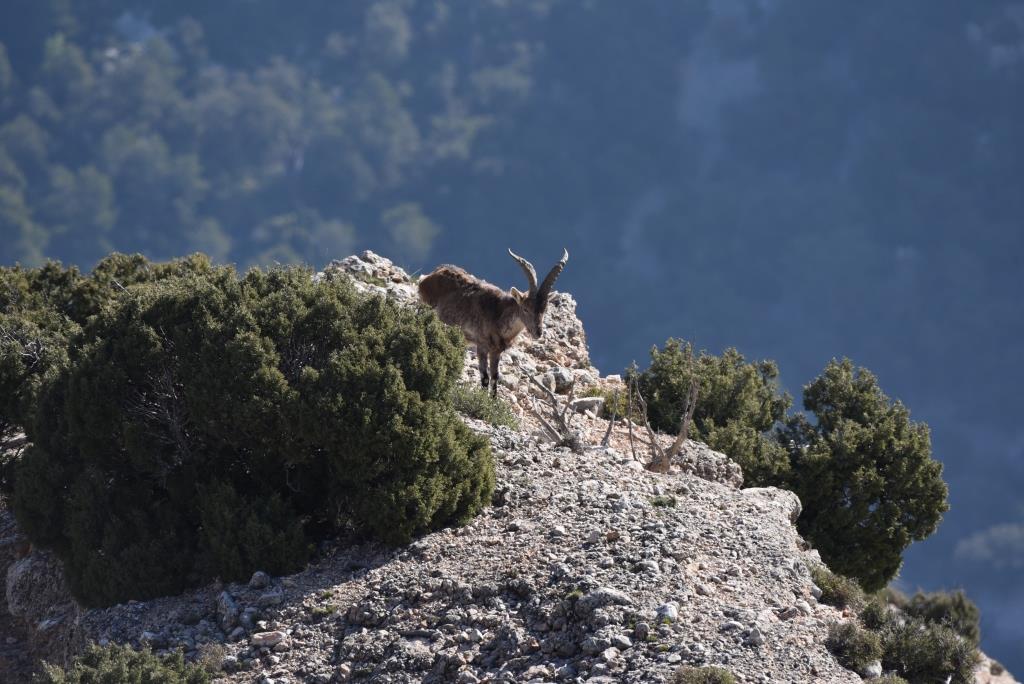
[508, 248, 538, 295]
[537, 248, 569, 299]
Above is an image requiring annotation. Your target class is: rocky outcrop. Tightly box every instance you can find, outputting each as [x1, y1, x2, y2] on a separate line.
[0, 251, 1016, 684]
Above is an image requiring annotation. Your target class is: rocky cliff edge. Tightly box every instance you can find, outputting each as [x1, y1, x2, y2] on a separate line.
[0, 251, 1015, 684]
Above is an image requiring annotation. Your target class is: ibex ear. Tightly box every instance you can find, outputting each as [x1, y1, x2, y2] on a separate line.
[510, 287, 525, 301]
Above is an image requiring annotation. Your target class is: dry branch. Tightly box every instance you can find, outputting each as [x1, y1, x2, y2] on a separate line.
[600, 389, 619, 447]
[515, 360, 584, 453]
[667, 378, 699, 459]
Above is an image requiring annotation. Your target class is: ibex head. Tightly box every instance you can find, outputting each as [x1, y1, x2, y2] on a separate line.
[507, 248, 569, 338]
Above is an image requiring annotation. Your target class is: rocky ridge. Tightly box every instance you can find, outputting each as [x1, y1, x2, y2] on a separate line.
[0, 251, 1015, 684]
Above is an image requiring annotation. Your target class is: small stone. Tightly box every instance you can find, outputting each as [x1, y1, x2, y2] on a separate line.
[576, 587, 633, 615]
[217, 591, 240, 631]
[249, 571, 271, 590]
[257, 586, 284, 607]
[720, 620, 744, 632]
[221, 655, 239, 672]
[570, 396, 605, 414]
[666, 653, 682, 663]
[240, 606, 259, 630]
[745, 627, 765, 646]
[635, 560, 660, 574]
[587, 530, 603, 544]
[600, 646, 620, 662]
[795, 600, 813, 616]
[457, 672, 480, 684]
[656, 602, 679, 623]
[228, 626, 246, 642]
[695, 583, 712, 596]
[552, 367, 574, 393]
[810, 583, 823, 599]
[611, 634, 632, 649]
[467, 628, 483, 642]
[555, 664, 578, 679]
[634, 622, 651, 641]
[551, 525, 567, 537]
[251, 630, 289, 648]
[272, 640, 291, 653]
[860, 660, 883, 679]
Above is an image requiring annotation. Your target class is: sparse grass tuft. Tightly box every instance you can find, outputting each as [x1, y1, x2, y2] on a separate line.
[452, 384, 519, 428]
[672, 666, 737, 684]
[37, 643, 210, 683]
[309, 603, 337, 620]
[811, 564, 866, 611]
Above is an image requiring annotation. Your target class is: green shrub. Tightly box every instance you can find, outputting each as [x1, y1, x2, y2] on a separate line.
[0, 309, 76, 476]
[903, 589, 980, 646]
[880, 618, 979, 684]
[671, 666, 736, 684]
[781, 359, 948, 592]
[859, 597, 894, 631]
[451, 383, 519, 428]
[581, 385, 639, 421]
[811, 564, 867, 612]
[1, 253, 215, 326]
[825, 621, 882, 672]
[37, 643, 210, 683]
[1, 253, 214, 467]
[12, 263, 494, 606]
[636, 339, 791, 485]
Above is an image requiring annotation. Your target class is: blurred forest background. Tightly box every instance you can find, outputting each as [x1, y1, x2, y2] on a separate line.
[0, 0, 1021, 669]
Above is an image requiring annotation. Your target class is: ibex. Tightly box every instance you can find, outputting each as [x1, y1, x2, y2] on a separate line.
[418, 248, 569, 395]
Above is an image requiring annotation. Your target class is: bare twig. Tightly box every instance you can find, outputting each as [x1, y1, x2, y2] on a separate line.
[630, 379, 669, 472]
[667, 379, 699, 459]
[559, 378, 577, 424]
[525, 398, 562, 442]
[515, 360, 584, 453]
[626, 378, 639, 462]
[600, 389, 619, 447]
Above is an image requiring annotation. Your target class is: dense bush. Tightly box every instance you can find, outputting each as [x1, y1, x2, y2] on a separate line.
[859, 598, 892, 631]
[836, 585, 980, 683]
[37, 643, 210, 684]
[825, 621, 883, 672]
[671, 666, 736, 684]
[12, 263, 494, 605]
[810, 565, 867, 612]
[633, 346, 949, 593]
[636, 339, 792, 484]
[1, 254, 215, 492]
[902, 590, 981, 646]
[880, 618, 979, 684]
[781, 359, 949, 592]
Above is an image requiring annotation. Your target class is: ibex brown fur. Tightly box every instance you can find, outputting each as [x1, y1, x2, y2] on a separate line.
[418, 248, 569, 395]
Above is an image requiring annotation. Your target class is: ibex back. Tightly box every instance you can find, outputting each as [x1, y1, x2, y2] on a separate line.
[418, 248, 569, 395]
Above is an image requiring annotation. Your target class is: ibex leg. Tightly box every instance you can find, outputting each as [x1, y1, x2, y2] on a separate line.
[477, 346, 489, 389]
[489, 352, 501, 396]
